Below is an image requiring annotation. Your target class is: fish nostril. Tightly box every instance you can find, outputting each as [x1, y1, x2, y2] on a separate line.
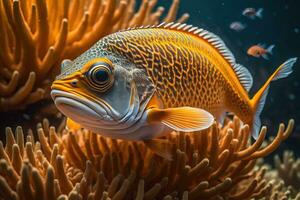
[70, 80, 78, 87]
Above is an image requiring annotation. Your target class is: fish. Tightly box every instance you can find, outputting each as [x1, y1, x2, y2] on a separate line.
[51, 22, 297, 157]
[243, 8, 263, 19]
[247, 44, 275, 59]
[229, 21, 247, 32]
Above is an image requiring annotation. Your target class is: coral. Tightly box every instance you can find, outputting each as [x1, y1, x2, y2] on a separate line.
[251, 159, 299, 200]
[266, 171, 300, 200]
[0, 117, 295, 199]
[0, 0, 189, 111]
[274, 150, 300, 191]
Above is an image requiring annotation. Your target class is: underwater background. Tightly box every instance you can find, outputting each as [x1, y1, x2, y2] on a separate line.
[0, 0, 300, 199]
[1, 0, 299, 162]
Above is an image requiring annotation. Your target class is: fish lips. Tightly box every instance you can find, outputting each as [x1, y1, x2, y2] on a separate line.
[51, 89, 114, 122]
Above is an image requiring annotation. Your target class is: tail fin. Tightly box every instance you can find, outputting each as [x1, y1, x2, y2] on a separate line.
[250, 58, 297, 139]
[256, 8, 264, 18]
[267, 45, 275, 55]
[262, 45, 275, 60]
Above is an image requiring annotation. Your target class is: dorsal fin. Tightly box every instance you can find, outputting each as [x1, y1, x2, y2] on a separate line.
[120, 22, 253, 91]
[232, 64, 253, 91]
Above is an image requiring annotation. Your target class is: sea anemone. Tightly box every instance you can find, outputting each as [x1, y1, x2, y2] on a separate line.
[0, 0, 189, 111]
[0, 117, 295, 199]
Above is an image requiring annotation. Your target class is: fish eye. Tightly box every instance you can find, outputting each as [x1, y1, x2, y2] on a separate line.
[91, 67, 110, 84]
[85, 62, 114, 92]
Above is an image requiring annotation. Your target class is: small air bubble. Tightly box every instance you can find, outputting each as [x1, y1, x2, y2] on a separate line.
[22, 114, 30, 120]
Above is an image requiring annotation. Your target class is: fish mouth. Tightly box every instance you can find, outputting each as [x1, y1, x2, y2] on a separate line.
[50, 80, 153, 137]
[51, 88, 116, 123]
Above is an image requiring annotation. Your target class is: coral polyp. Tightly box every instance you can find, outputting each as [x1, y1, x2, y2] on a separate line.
[0, 0, 188, 111]
[0, 117, 295, 199]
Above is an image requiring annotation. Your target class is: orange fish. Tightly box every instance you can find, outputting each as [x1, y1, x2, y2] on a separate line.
[247, 44, 275, 59]
[51, 22, 296, 146]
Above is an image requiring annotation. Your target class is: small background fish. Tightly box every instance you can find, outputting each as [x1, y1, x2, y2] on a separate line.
[243, 7, 263, 19]
[230, 21, 247, 32]
[247, 44, 275, 60]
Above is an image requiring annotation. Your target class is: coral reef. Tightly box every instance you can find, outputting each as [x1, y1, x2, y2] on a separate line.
[274, 150, 300, 191]
[0, 0, 189, 111]
[252, 151, 300, 200]
[251, 160, 292, 200]
[264, 172, 300, 200]
[0, 117, 295, 200]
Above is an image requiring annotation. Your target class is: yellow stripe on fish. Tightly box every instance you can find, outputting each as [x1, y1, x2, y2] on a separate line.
[51, 22, 297, 143]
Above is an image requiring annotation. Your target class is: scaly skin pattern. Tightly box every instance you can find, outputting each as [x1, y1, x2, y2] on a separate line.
[92, 27, 253, 122]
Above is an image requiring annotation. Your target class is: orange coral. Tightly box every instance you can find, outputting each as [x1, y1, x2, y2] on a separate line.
[0, 117, 295, 199]
[0, 0, 189, 111]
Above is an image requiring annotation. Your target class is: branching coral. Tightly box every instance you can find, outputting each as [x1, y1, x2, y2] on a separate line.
[274, 150, 300, 191]
[0, 117, 295, 199]
[264, 169, 300, 200]
[0, 0, 189, 111]
[253, 151, 300, 200]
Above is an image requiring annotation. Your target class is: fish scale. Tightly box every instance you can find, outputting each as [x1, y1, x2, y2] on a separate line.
[99, 28, 230, 117]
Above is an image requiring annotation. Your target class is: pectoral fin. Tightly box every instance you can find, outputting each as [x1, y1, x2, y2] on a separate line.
[66, 118, 81, 130]
[144, 139, 173, 160]
[147, 107, 214, 132]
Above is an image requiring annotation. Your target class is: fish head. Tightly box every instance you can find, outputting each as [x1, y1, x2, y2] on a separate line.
[247, 47, 253, 55]
[51, 53, 163, 140]
[247, 46, 259, 57]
